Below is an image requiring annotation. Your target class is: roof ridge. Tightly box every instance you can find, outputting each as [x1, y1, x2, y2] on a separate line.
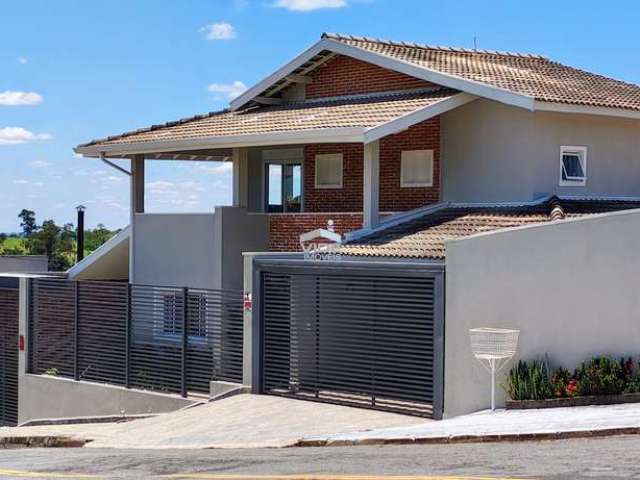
[322, 32, 548, 60]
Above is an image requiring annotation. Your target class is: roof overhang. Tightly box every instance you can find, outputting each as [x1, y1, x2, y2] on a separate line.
[75, 93, 476, 159]
[230, 37, 640, 122]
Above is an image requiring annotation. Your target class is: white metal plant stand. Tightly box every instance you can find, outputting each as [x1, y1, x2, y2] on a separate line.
[469, 327, 520, 411]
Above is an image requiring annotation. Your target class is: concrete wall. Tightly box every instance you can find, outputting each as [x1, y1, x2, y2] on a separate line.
[441, 99, 640, 202]
[133, 209, 269, 290]
[0, 256, 48, 273]
[18, 374, 195, 424]
[444, 209, 640, 417]
[133, 213, 217, 289]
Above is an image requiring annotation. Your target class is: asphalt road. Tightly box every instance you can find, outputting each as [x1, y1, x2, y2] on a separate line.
[0, 435, 638, 479]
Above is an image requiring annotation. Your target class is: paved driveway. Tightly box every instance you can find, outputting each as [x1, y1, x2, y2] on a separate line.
[0, 394, 423, 449]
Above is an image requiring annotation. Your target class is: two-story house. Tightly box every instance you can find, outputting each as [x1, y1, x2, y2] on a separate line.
[67, 33, 640, 418]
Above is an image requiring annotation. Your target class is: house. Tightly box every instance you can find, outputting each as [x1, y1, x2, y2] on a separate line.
[13, 33, 640, 422]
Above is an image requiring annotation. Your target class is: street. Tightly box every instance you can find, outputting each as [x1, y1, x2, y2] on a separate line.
[0, 434, 637, 479]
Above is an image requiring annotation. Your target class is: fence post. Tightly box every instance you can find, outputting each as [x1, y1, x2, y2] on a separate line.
[125, 283, 131, 389]
[181, 287, 188, 398]
[73, 281, 79, 381]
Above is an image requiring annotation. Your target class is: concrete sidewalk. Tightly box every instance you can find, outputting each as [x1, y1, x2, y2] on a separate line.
[0, 394, 422, 449]
[301, 402, 640, 446]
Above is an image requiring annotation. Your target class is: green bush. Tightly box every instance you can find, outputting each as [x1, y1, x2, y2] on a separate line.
[574, 357, 631, 396]
[504, 359, 553, 400]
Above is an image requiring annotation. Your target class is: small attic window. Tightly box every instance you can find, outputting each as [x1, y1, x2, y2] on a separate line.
[559, 146, 587, 186]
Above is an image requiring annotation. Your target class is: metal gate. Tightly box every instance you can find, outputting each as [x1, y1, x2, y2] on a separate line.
[256, 261, 444, 418]
[0, 279, 19, 426]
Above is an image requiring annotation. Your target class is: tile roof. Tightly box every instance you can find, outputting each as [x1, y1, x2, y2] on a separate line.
[338, 199, 640, 260]
[79, 88, 457, 148]
[324, 33, 640, 112]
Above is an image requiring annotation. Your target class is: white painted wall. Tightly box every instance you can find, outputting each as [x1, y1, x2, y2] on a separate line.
[444, 209, 640, 417]
[441, 99, 640, 202]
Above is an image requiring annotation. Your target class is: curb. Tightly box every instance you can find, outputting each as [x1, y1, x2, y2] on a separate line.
[295, 426, 640, 447]
[20, 414, 156, 427]
[0, 436, 89, 449]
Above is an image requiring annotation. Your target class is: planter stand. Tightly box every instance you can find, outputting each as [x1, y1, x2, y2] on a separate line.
[507, 392, 640, 410]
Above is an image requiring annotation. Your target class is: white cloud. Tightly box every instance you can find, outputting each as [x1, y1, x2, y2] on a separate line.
[0, 127, 51, 145]
[194, 162, 233, 175]
[207, 81, 247, 100]
[29, 160, 50, 168]
[272, 0, 347, 11]
[200, 22, 237, 40]
[13, 179, 28, 185]
[17, 57, 28, 64]
[0, 91, 43, 106]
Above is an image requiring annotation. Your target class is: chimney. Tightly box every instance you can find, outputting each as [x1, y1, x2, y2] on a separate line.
[76, 205, 86, 262]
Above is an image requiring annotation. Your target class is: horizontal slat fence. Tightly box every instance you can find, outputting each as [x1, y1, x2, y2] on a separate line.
[261, 269, 442, 418]
[0, 287, 19, 426]
[29, 279, 243, 397]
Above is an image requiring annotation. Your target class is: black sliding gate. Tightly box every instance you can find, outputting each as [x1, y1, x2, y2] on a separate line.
[255, 260, 445, 418]
[0, 278, 19, 426]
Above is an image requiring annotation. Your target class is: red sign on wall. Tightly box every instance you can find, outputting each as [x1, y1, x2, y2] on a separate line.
[243, 293, 252, 312]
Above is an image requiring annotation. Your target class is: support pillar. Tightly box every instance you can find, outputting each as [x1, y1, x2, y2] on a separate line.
[129, 155, 145, 282]
[363, 140, 380, 229]
[232, 148, 249, 208]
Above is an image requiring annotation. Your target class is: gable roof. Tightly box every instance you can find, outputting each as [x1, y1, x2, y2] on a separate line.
[338, 199, 640, 260]
[75, 88, 472, 156]
[231, 33, 640, 119]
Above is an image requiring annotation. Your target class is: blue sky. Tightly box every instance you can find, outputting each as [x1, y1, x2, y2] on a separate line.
[2, 0, 640, 232]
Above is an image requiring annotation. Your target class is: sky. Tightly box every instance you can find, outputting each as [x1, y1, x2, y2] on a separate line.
[2, 0, 640, 232]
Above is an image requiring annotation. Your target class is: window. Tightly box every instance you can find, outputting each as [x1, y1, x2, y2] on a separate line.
[560, 146, 587, 186]
[315, 153, 343, 189]
[401, 150, 434, 187]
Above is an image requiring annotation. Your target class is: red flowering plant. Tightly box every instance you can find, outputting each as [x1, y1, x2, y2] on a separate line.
[550, 367, 579, 398]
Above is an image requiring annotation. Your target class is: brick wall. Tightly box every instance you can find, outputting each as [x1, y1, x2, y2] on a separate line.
[304, 143, 364, 213]
[379, 118, 441, 210]
[306, 55, 432, 99]
[303, 119, 440, 213]
[269, 213, 363, 251]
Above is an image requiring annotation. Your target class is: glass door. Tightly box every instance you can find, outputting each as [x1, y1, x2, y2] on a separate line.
[266, 163, 302, 213]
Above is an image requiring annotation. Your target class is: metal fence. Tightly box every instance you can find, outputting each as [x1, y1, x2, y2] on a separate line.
[28, 278, 243, 396]
[0, 285, 19, 426]
[256, 261, 445, 418]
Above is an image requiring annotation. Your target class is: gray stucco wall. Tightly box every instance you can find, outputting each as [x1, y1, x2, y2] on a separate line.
[18, 374, 195, 424]
[441, 99, 640, 202]
[133, 209, 269, 290]
[444, 209, 640, 417]
[0, 256, 48, 273]
[133, 213, 217, 289]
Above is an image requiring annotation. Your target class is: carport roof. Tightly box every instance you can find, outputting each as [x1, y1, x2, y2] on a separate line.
[339, 198, 640, 259]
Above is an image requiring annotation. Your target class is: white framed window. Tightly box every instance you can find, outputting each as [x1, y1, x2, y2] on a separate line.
[401, 149, 434, 187]
[559, 146, 587, 186]
[315, 153, 343, 189]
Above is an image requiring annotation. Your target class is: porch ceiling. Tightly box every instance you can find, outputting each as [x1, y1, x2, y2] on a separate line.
[75, 89, 470, 159]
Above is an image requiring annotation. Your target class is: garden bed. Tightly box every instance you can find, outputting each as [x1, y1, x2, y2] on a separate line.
[507, 392, 640, 410]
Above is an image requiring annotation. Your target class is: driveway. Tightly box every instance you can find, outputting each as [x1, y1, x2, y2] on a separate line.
[0, 394, 423, 449]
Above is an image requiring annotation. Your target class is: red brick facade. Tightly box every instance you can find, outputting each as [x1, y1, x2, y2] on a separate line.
[379, 118, 441, 210]
[302, 119, 440, 214]
[306, 55, 432, 99]
[269, 213, 363, 251]
[268, 54, 441, 251]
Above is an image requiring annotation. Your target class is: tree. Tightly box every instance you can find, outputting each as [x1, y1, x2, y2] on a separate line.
[18, 209, 37, 237]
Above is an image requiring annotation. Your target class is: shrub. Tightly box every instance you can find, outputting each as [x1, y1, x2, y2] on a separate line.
[504, 359, 553, 400]
[550, 367, 579, 398]
[573, 357, 631, 396]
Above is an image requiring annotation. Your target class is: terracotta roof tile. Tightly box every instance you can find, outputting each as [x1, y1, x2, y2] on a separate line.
[80, 88, 457, 148]
[338, 199, 640, 260]
[325, 34, 640, 112]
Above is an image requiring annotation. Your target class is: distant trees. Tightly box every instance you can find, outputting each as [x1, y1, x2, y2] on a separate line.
[0, 210, 119, 271]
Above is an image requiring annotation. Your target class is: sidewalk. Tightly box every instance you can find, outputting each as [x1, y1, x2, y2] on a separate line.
[299, 402, 640, 446]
